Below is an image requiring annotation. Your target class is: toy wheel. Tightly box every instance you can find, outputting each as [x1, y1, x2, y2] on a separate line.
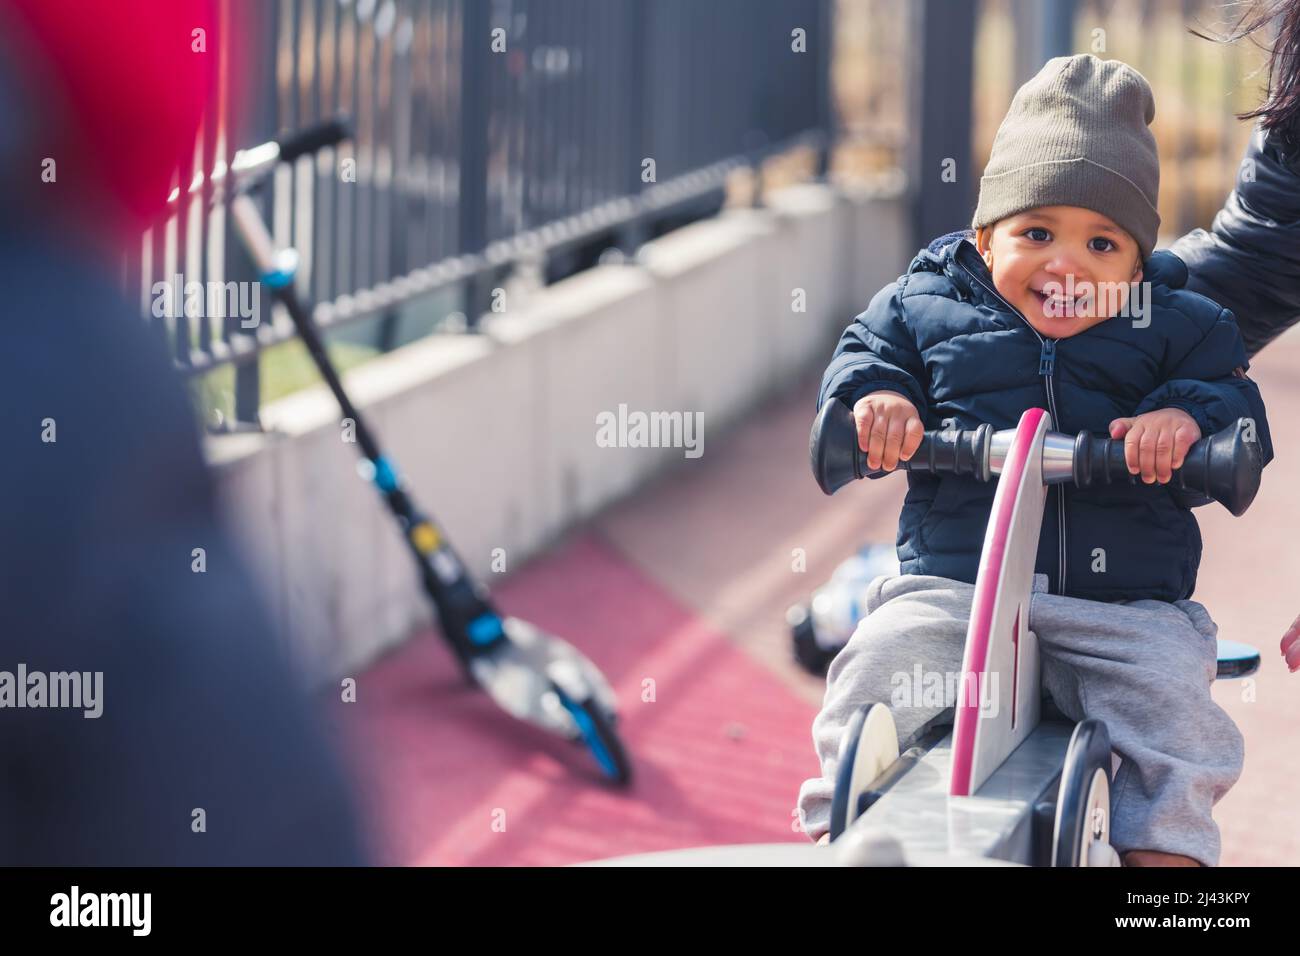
[554, 688, 633, 787]
[1052, 718, 1118, 866]
[789, 604, 835, 676]
[829, 703, 899, 841]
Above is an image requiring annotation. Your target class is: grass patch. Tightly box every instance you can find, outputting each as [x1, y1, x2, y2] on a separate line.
[189, 334, 380, 430]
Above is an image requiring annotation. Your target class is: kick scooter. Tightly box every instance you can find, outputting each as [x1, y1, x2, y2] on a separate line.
[221, 117, 631, 785]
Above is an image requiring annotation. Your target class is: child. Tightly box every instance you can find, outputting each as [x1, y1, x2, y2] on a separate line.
[796, 54, 1273, 866]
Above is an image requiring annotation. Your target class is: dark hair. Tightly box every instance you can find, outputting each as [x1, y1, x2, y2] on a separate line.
[1190, 0, 1300, 148]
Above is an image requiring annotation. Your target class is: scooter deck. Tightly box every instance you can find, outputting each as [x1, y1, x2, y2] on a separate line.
[850, 718, 1075, 863]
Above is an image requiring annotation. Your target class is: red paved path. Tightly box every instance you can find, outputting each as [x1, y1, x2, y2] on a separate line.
[329, 533, 820, 866]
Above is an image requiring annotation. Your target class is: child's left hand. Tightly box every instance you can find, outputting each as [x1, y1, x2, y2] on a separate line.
[1107, 408, 1202, 484]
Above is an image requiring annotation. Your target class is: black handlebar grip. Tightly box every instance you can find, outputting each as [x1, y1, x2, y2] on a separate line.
[1071, 418, 1262, 516]
[809, 399, 993, 494]
[811, 401, 1263, 516]
[275, 115, 353, 163]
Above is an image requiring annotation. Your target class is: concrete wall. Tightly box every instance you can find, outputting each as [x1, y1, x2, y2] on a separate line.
[204, 179, 909, 685]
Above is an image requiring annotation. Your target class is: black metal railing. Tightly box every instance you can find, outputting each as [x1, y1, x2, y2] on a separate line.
[128, 0, 838, 426]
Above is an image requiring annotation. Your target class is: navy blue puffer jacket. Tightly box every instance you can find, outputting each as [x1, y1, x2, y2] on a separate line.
[819, 229, 1273, 603]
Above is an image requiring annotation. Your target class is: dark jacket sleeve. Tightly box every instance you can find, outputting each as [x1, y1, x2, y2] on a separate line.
[817, 278, 928, 415]
[1169, 123, 1300, 357]
[1134, 307, 1274, 468]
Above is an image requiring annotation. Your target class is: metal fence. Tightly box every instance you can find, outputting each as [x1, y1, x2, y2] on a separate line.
[130, 0, 835, 426]
[129, 0, 1271, 426]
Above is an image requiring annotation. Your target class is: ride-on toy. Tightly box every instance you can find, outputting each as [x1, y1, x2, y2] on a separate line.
[809, 399, 1262, 865]
[219, 118, 630, 784]
[587, 402, 1262, 867]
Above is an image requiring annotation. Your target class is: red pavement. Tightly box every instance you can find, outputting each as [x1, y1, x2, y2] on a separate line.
[329, 533, 821, 866]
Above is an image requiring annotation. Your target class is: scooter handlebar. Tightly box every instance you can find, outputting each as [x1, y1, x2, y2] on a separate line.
[809, 400, 1263, 516]
[275, 115, 353, 163]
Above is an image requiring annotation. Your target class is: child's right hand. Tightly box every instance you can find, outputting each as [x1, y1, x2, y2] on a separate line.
[852, 390, 924, 472]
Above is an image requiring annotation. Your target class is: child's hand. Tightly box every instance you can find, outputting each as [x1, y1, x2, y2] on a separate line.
[853, 391, 923, 472]
[1107, 408, 1201, 484]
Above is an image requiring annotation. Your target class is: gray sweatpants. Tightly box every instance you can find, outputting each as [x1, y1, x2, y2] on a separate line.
[795, 573, 1244, 866]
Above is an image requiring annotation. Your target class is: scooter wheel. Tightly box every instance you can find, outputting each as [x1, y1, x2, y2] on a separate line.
[554, 689, 633, 787]
[1052, 718, 1117, 867]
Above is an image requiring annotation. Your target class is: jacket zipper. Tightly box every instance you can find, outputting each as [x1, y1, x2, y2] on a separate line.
[955, 252, 1068, 595]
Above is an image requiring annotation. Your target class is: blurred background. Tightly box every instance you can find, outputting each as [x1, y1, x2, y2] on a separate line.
[121, 0, 1296, 865]
[138, 0, 1272, 425]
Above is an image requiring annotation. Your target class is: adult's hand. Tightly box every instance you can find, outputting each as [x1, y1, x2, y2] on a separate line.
[1282, 613, 1300, 672]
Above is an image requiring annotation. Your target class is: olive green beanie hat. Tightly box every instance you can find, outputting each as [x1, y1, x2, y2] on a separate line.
[971, 54, 1161, 261]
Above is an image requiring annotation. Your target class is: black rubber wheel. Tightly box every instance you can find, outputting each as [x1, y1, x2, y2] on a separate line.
[790, 605, 835, 676]
[1052, 718, 1114, 867]
[555, 688, 633, 787]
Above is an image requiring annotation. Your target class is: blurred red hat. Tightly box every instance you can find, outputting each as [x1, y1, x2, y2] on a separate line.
[1, 0, 220, 237]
